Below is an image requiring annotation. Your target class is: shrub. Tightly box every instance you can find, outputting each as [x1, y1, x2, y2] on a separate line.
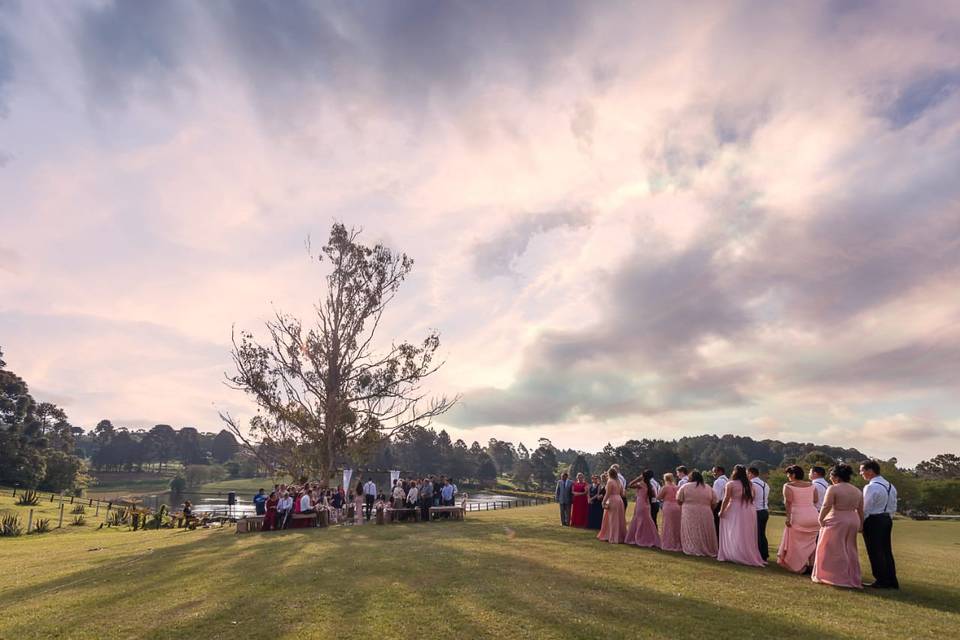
[169, 475, 187, 494]
[1, 511, 24, 537]
[71, 515, 86, 526]
[71, 504, 86, 515]
[149, 505, 169, 530]
[16, 490, 40, 506]
[32, 518, 52, 534]
[107, 508, 129, 527]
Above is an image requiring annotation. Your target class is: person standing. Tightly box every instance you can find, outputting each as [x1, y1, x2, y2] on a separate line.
[677, 470, 717, 557]
[778, 465, 818, 573]
[811, 466, 830, 512]
[555, 472, 573, 526]
[420, 476, 434, 522]
[597, 467, 626, 544]
[362, 478, 377, 521]
[860, 460, 899, 589]
[675, 466, 690, 487]
[253, 489, 267, 517]
[570, 473, 589, 528]
[612, 464, 628, 508]
[625, 470, 661, 548]
[587, 475, 604, 530]
[812, 464, 863, 589]
[711, 466, 728, 534]
[717, 465, 765, 566]
[748, 467, 770, 561]
[658, 473, 682, 552]
[648, 474, 662, 526]
[263, 491, 279, 531]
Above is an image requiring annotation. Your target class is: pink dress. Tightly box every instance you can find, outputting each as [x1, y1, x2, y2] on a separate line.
[718, 482, 765, 566]
[597, 478, 627, 544]
[353, 495, 364, 525]
[659, 484, 682, 552]
[678, 482, 717, 557]
[778, 484, 819, 572]
[812, 484, 863, 588]
[625, 484, 661, 548]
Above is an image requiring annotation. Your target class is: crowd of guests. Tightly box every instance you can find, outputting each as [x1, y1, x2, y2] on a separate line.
[247, 475, 462, 530]
[556, 459, 899, 590]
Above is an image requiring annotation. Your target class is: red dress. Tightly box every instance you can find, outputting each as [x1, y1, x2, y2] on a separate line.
[570, 481, 589, 527]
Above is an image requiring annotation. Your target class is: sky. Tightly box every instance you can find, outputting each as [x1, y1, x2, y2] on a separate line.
[1, 1, 958, 467]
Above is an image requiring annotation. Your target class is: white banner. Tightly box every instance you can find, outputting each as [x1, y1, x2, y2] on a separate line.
[343, 468, 353, 494]
[390, 469, 400, 489]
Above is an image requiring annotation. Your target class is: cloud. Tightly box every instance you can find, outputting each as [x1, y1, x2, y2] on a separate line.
[471, 209, 590, 279]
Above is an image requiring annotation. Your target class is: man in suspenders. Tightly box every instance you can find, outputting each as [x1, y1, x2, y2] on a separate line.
[860, 460, 899, 589]
[747, 466, 770, 561]
[810, 466, 830, 512]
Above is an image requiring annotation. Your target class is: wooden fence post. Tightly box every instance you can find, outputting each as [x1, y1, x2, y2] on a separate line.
[27, 508, 33, 534]
[95, 502, 100, 517]
[58, 503, 64, 529]
[12, 487, 16, 498]
[70, 495, 75, 504]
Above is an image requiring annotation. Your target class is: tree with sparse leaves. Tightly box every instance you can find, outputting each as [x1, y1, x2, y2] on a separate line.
[222, 223, 457, 483]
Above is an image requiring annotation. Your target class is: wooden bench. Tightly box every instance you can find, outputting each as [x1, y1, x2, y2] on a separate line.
[236, 515, 265, 534]
[429, 500, 466, 521]
[385, 507, 420, 523]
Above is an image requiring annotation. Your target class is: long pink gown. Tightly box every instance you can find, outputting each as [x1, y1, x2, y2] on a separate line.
[778, 484, 819, 572]
[597, 478, 627, 544]
[718, 482, 766, 566]
[812, 484, 863, 588]
[678, 482, 717, 557]
[625, 483, 661, 548]
[659, 484, 682, 552]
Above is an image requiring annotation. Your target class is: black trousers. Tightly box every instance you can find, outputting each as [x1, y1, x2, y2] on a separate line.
[713, 504, 721, 534]
[650, 501, 660, 526]
[420, 496, 432, 521]
[864, 514, 898, 587]
[364, 495, 374, 520]
[756, 509, 769, 561]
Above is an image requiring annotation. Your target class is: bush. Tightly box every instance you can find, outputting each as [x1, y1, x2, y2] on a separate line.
[1, 511, 24, 537]
[183, 464, 227, 488]
[169, 475, 187, 494]
[71, 504, 86, 515]
[71, 515, 86, 526]
[107, 508, 129, 527]
[16, 489, 40, 506]
[32, 518, 52, 534]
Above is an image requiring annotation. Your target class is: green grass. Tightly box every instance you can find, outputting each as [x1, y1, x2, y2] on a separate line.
[85, 472, 176, 498]
[0, 496, 957, 639]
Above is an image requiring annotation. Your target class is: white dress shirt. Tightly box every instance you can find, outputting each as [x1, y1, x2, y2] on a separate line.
[677, 474, 689, 487]
[649, 478, 662, 503]
[363, 480, 377, 497]
[615, 474, 626, 494]
[750, 478, 769, 511]
[863, 475, 897, 516]
[812, 477, 830, 511]
[299, 494, 313, 512]
[278, 496, 293, 511]
[406, 486, 419, 503]
[712, 475, 729, 503]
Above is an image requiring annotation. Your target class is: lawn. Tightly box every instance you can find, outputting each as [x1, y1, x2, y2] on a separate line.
[1, 497, 957, 639]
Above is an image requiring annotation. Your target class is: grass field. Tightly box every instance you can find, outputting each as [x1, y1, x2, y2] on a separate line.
[1, 496, 958, 640]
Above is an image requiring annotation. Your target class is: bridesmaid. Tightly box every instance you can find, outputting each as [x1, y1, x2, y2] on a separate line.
[677, 470, 718, 557]
[812, 464, 864, 588]
[778, 465, 819, 573]
[587, 474, 604, 530]
[597, 467, 627, 544]
[658, 472, 682, 552]
[717, 464, 765, 566]
[625, 469, 662, 548]
[570, 472, 589, 528]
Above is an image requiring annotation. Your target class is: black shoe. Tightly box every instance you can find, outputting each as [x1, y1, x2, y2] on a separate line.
[802, 566, 813, 575]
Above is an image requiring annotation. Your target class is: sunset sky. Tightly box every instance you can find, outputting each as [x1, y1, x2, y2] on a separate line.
[1, 1, 958, 466]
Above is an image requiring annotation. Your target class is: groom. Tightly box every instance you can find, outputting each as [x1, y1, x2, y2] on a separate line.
[555, 472, 573, 526]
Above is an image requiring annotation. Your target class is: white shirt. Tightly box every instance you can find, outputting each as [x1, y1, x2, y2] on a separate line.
[450, 483, 458, 496]
[649, 478, 662, 503]
[812, 477, 830, 511]
[278, 496, 293, 511]
[406, 486, 419, 503]
[615, 474, 626, 494]
[363, 480, 377, 497]
[863, 476, 897, 516]
[712, 475, 729, 502]
[750, 478, 769, 511]
[677, 474, 689, 487]
[299, 494, 312, 512]
[392, 486, 405, 500]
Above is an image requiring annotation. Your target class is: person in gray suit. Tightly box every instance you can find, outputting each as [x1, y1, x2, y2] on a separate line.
[555, 472, 574, 526]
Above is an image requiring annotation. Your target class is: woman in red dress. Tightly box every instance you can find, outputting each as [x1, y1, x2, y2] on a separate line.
[570, 472, 589, 528]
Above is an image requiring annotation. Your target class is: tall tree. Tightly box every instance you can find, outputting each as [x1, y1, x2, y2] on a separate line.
[211, 430, 239, 463]
[222, 224, 456, 482]
[915, 453, 960, 479]
[570, 454, 590, 479]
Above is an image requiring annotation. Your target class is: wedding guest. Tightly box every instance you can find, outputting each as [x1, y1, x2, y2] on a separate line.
[778, 465, 818, 573]
[718, 465, 765, 566]
[277, 492, 293, 529]
[811, 466, 830, 512]
[676, 466, 690, 487]
[392, 481, 406, 509]
[363, 478, 377, 521]
[570, 472, 589, 528]
[263, 491, 279, 531]
[420, 476, 434, 521]
[253, 489, 267, 516]
[748, 467, 770, 561]
[299, 490, 315, 515]
[440, 478, 456, 519]
[658, 473, 682, 552]
[587, 475, 604, 530]
[612, 464, 628, 507]
[625, 469, 661, 548]
[555, 472, 573, 526]
[648, 473, 662, 526]
[597, 467, 627, 544]
[812, 464, 863, 589]
[677, 471, 717, 557]
[354, 482, 365, 525]
[860, 460, 899, 588]
[711, 466, 728, 534]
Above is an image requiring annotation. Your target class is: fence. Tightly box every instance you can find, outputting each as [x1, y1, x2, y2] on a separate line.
[2, 486, 161, 533]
